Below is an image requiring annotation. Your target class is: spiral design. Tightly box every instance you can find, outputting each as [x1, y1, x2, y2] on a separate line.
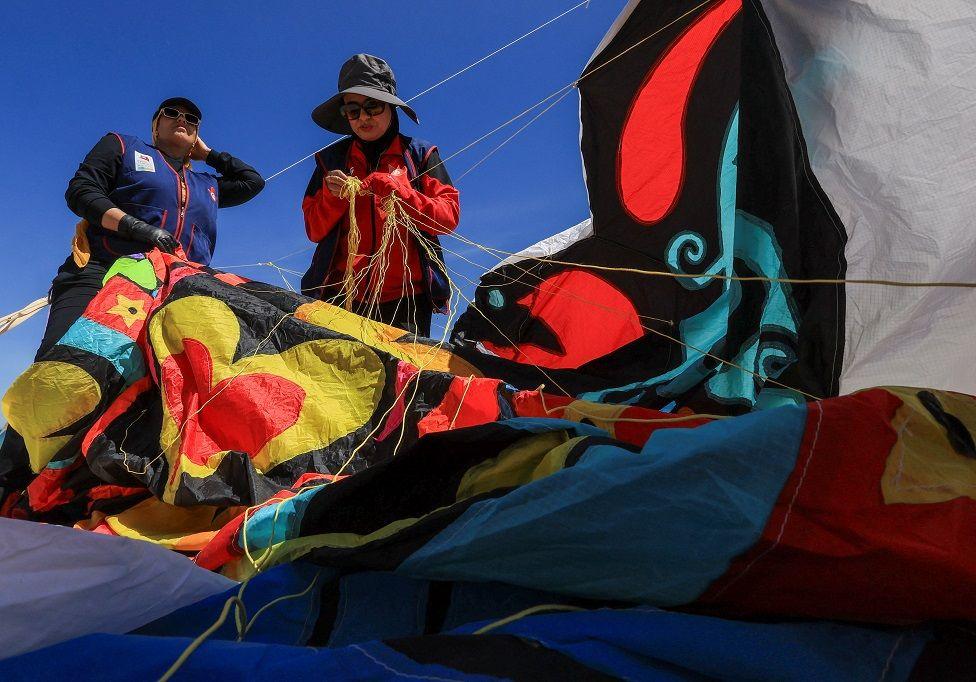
[666, 231, 714, 290]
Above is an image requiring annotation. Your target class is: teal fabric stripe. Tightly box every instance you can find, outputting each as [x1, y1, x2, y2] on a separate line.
[243, 485, 321, 552]
[59, 318, 145, 384]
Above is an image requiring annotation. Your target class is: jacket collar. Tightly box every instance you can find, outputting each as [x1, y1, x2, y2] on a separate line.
[350, 134, 405, 167]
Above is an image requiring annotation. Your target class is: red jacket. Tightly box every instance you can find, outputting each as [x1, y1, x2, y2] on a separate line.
[302, 135, 459, 304]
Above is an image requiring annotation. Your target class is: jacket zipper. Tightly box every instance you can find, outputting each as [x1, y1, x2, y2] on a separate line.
[369, 156, 383, 291]
[173, 167, 190, 242]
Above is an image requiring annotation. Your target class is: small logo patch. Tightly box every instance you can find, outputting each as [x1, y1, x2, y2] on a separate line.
[134, 151, 155, 173]
[209, 186, 217, 202]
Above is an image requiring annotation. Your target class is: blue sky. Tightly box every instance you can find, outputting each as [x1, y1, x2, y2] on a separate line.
[0, 0, 629, 403]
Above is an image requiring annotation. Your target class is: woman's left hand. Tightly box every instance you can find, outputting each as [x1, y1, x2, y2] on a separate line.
[190, 137, 212, 161]
[366, 169, 410, 198]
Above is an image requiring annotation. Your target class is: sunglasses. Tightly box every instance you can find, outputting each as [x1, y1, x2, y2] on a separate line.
[339, 99, 387, 121]
[159, 107, 200, 126]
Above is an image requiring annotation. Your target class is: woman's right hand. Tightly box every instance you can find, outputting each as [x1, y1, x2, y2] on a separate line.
[325, 169, 350, 198]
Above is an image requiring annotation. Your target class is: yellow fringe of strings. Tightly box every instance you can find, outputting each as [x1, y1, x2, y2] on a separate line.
[338, 176, 366, 310]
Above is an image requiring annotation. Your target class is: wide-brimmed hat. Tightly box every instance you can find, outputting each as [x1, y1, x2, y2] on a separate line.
[311, 54, 418, 134]
[153, 97, 203, 123]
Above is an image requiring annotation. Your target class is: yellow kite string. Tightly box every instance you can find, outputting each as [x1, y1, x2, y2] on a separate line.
[399, 197, 824, 401]
[471, 604, 586, 635]
[338, 176, 366, 310]
[158, 596, 245, 682]
[238, 197, 463, 573]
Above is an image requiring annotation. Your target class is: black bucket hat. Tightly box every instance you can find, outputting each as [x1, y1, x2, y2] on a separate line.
[152, 97, 203, 123]
[311, 54, 418, 134]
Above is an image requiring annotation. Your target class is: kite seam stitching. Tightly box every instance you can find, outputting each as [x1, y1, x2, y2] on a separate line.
[879, 632, 906, 682]
[747, 0, 847, 392]
[710, 401, 823, 598]
[349, 644, 468, 682]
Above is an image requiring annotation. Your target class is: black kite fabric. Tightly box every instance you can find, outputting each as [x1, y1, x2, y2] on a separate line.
[451, 0, 847, 414]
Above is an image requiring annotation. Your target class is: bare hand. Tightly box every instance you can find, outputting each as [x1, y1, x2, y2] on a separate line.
[325, 169, 350, 198]
[190, 136, 211, 161]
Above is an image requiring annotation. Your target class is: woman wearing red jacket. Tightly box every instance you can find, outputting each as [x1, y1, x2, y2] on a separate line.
[301, 54, 460, 337]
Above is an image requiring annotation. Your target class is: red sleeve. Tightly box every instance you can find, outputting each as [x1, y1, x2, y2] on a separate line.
[399, 173, 460, 236]
[302, 156, 349, 242]
[367, 146, 460, 237]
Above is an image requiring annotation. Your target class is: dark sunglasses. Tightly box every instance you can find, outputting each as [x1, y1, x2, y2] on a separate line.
[159, 107, 201, 126]
[339, 99, 387, 121]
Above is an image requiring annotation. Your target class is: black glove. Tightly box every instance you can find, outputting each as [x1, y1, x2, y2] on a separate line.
[117, 214, 179, 254]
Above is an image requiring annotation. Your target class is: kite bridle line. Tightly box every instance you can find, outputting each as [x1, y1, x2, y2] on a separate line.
[393, 193, 826, 402]
[259, 0, 594, 184]
[158, 568, 323, 682]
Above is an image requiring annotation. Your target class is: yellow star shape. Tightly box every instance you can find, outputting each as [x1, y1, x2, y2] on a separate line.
[107, 294, 148, 328]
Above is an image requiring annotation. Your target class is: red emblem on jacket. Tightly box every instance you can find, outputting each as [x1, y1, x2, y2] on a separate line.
[209, 186, 217, 202]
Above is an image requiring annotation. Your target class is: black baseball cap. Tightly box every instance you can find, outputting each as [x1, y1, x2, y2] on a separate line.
[153, 97, 203, 123]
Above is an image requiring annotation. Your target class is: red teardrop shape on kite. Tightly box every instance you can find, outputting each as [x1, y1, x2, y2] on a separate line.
[618, 0, 740, 224]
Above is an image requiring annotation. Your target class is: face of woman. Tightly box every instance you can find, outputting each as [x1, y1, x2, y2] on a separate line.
[155, 106, 198, 155]
[342, 93, 392, 142]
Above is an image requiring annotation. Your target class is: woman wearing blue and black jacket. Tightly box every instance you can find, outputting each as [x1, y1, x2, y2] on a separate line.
[51, 96, 265, 357]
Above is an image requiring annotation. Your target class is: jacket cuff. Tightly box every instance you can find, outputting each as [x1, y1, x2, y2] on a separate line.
[87, 197, 118, 226]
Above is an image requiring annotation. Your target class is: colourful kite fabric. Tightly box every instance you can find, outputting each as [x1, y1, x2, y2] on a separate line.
[451, 0, 847, 413]
[1, 251, 496, 521]
[2, 250, 976, 629]
[193, 387, 976, 625]
[2, 0, 976, 675]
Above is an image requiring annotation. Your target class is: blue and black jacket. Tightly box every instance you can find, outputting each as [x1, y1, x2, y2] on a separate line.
[66, 133, 264, 266]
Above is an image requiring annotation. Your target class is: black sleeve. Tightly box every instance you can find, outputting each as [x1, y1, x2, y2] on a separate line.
[65, 133, 124, 226]
[206, 150, 266, 208]
[304, 160, 325, 199]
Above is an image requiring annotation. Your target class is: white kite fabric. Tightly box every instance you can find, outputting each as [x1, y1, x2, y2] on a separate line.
[0, 519, 233, 660]
[762, 0, 976, 395]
